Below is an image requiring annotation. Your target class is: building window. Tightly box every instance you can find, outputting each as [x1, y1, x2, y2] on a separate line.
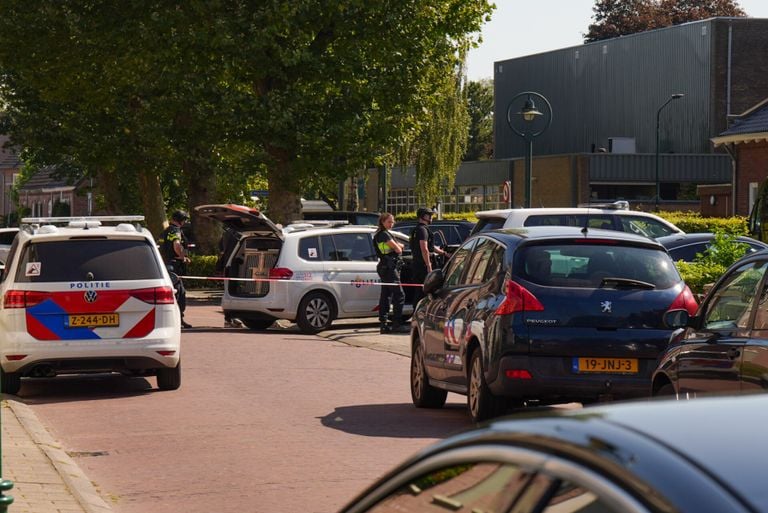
[388, 188, 414, 215]
[456, 185, 484, 213]
[484, 183, 507, 210]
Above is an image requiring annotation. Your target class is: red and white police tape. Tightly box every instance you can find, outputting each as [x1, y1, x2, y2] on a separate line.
[178, 275, 424, 287]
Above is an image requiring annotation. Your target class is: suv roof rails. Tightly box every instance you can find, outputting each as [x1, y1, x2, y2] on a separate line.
[576, 200, 629, 211]
[21, 216, 146, 234]
[21, 215, 145, 225]
[282, 221, 351, 234]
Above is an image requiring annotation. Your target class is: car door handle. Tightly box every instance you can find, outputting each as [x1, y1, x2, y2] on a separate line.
[728, 348, 741, 359]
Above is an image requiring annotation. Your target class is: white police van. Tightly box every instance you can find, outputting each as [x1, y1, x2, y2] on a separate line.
[0, 216, 181, 395]
[196, 204, 414, 333]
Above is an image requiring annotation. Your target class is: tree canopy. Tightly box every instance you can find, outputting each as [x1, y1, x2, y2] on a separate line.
[464, 79, 494, 161]
[0, 1, 494, 237]
[585, 0, 746, 42]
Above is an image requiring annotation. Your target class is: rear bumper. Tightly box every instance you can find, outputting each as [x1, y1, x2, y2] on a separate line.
[488, 355, 655, 402]
[1, 334, 180, 374]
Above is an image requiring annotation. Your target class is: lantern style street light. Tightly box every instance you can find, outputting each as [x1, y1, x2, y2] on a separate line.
[506, 92, 552, 208]
[655, 93, 685, 210]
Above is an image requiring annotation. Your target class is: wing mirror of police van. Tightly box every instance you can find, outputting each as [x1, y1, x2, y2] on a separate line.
[423, 268, 445, 295]
[663, 309, 690, 329]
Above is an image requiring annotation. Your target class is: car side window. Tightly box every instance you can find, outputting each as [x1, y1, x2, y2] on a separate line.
[333, 233, 376, 261]
[320, 235, 337, 261]
[443, 239, 476, 288]
[622, 216, 675, 238]
[465, 239, 501, 285]
[669, 243, 705, 262]
[703, 260, 768, 330]
[364, 462, 531, 513]
[298, 236, 322, 260]
[362, 461, 636, 513]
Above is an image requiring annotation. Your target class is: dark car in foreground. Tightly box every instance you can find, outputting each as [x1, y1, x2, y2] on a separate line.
[657, 232, 768, 262]
[653, 249, 768, 398]
[339, 395, 768, 513]
[410, 226, 698, 421]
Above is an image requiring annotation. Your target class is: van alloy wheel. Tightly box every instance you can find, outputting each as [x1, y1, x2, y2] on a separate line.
[296, 292, 334, 333]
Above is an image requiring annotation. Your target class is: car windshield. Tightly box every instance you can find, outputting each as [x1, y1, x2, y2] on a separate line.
[516, 243, 680, 289]
[14, 239, 164, 282]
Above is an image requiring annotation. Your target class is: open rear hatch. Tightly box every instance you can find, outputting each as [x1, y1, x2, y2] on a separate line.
[195, 204, 283, 297]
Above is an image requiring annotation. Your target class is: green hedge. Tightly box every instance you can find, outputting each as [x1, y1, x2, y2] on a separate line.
[185, 255, 220, 289]
[395, 211, 478, 222]
[672, 231, 752, 295]
[656, 211, 748, 235]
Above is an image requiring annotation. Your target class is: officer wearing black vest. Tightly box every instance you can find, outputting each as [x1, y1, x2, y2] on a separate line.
[409, 207, 446, 307]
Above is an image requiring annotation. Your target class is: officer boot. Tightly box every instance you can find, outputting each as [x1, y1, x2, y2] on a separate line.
[379, 321, 392, 334]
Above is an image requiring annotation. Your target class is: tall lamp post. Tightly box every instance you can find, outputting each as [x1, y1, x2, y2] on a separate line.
[655, 93, 684, 210]
[506, 92, 552, 208]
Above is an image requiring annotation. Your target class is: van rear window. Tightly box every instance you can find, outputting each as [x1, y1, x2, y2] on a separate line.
[15, 239, 163, 282]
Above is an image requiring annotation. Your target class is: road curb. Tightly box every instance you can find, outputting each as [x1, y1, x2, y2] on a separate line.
[7, 399, 113, 513]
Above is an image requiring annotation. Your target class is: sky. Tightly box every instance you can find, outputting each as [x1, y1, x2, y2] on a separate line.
[466, 0, 768, 81]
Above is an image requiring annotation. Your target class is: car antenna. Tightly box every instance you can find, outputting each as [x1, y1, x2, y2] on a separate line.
[582, 203, 592, 235]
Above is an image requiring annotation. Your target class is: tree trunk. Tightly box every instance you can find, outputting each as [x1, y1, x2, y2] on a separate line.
[266, 147, 301, 226]
[137, 168, 166, 239]
[94, 168, 122, 215]
[185, 159, 219, 254]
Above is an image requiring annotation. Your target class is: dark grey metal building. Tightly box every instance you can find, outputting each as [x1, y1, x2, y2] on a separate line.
[491, 17, 767, 209]
[494, 17, 768, 158]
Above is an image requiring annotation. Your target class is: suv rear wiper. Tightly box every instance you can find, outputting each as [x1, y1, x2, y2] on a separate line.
[599, 277, 655, 290]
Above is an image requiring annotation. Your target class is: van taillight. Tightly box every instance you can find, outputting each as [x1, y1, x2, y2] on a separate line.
[667, 285, 698, 316]
[269, 268, 294, 280]
[131, 286, 175, 305]
[495, 280, 544, 315]
[3, 290, 51, 308]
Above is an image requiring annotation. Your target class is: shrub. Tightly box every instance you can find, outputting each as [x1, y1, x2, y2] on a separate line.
[656, 211, 748, 235]
[673, 231, 751, 295]
[185, 255, 220, 289]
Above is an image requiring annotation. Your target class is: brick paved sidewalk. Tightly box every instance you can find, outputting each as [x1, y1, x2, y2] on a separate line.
[1, 397, 112, 513]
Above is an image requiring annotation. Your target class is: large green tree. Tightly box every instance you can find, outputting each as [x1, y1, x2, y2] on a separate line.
[585, 0, 745, 42]
[464, 78, 494, 161]
[0, 1, 494, 239]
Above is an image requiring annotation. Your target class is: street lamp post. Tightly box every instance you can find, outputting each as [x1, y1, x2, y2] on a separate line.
[655, 93, 684, 210]
[506, 92, 552, 208]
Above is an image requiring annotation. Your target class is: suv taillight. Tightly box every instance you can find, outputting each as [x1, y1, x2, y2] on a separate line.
[495, 279, 544, 315]
[131, 286, 175, 305]
[3, 290, 52, 309]
[666, 285, 698, 316]
[269, 268, 294, 280]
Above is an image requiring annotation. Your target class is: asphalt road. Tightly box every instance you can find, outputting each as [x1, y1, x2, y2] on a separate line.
[14, 302, 476, 513]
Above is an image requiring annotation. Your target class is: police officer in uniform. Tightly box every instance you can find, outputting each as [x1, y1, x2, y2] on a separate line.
[374, 212, 409, 334]
[159, 210, 192, 329]
[410, 207, 446, 307]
